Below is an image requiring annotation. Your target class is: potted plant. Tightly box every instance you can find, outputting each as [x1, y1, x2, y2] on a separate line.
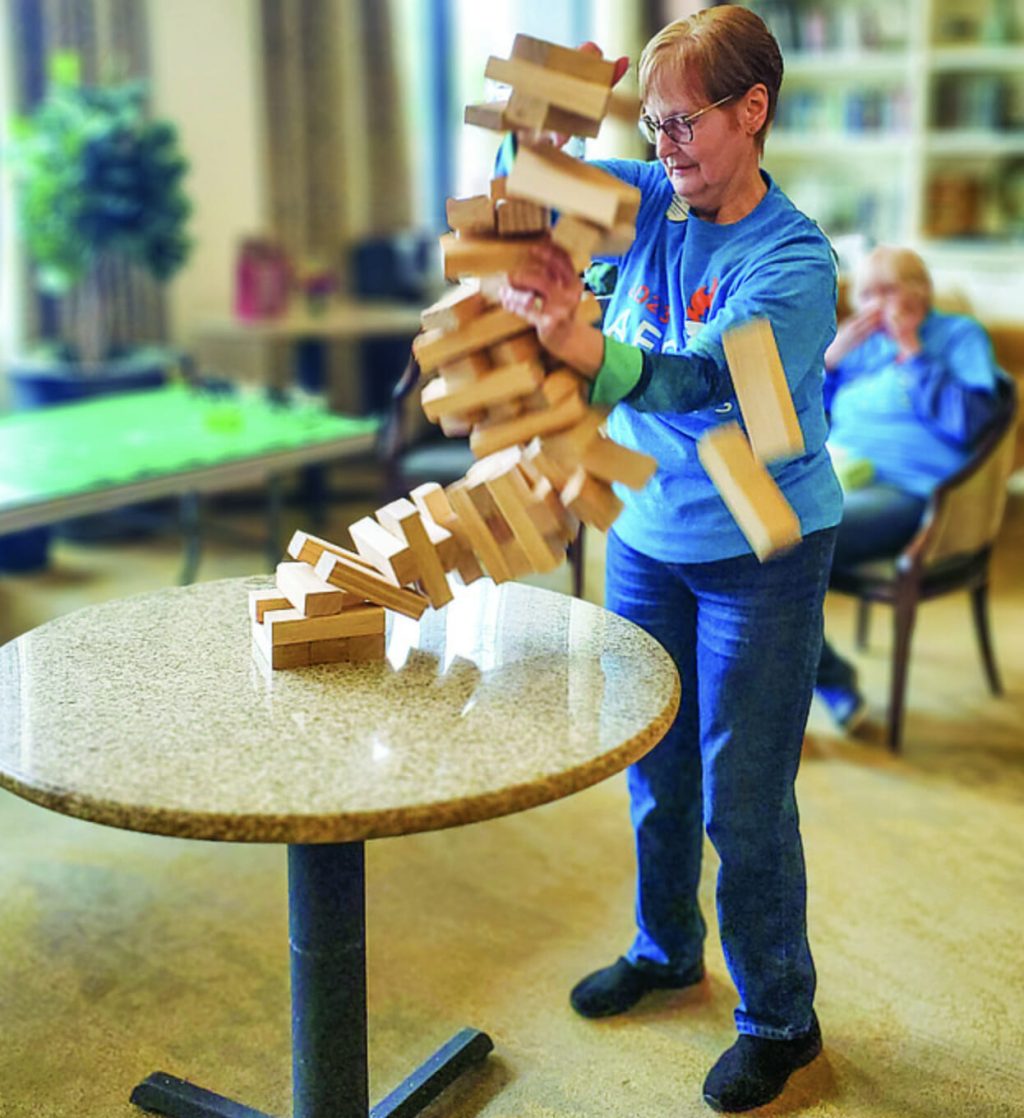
[4, 51, 191, 404]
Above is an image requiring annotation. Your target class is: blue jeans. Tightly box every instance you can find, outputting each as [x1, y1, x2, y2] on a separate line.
[816, 484, 927, 691]
[605, 527, 837, 1040]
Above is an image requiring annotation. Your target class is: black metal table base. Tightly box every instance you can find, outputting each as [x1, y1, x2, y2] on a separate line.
[130, 842, 492, 1118]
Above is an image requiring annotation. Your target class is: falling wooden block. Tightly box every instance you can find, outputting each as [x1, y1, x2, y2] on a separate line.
[464, 97, 604, 140]
[315, 549, 430, 620]
[560, 467, 624, 532]
[349, 516, 420, 586]
[446, 194, 495, 235]
[531, 475, 578, 541]
[505, 87, 549, 131]
[465, 101, 510, 132]
[495, 197, 550, 236]
[410, 482, 485, 585]
[489, 176, 509, 201]
[510, 33, 617, 86]
[484, 465, 565, 573]
[249, 589, 293, 624]
[446, 480, 515, 583]
[287, 530, 381, 572]
[421, 360, 544, 423]
[484, 56, 611, 123]
[439, 232, 547, 283]
[262, 604, 386, 646]
[489, 331, 541, 366]
[469, 375, 589, 458]
[722, 317, 805, 463]
[581, 435, 658, 490]
[275, 561, 353, 616]
[376, 498, 454, 609]
[420, 283, 488, 334]
[696, 423, 802, 561]
[439, 350, 493, 385]
[506, 145, 639, 230]
[524, 410, 606, 488]
[552, 215, 604, 272]
[413, 302, 531, 373]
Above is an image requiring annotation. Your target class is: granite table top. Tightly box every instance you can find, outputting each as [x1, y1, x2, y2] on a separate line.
[0, 578, 680, 844]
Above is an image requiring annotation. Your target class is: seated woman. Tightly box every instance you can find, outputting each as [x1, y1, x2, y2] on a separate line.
[816, 245, 1004, 730]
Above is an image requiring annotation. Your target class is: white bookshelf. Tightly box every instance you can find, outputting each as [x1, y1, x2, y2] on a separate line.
[755, 0, 1024, 317]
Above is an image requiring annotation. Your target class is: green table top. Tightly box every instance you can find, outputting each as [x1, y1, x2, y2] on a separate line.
[0, 385, 378, 508]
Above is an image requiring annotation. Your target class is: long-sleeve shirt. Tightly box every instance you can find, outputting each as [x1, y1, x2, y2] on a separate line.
[825, 312, 1002, 498]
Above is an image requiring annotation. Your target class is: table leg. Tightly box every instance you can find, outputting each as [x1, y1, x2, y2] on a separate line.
[179, 492, 202, 585]
[130, 841, 493, 1118]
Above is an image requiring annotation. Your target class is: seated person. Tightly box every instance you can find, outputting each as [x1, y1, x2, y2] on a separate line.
[815, 245, 1004, 730]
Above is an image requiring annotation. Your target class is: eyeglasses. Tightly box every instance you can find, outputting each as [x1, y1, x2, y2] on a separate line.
[638, 93, 739, 146]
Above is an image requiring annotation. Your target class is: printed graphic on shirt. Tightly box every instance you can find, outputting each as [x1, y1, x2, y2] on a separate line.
[686, 277, 719, 322]
[666, 195, 689, 223]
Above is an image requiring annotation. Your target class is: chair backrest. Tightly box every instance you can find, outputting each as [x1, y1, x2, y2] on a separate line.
[905, 373, 1019, 571]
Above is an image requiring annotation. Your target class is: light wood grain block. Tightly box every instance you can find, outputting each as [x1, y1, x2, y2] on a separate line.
[561, 467, 624, 532]
[484, 56, 611, 122]
[249, 589, 293, 624]
[581, 436, 658, 490]
[348, 516, 420, 586]
[722, 317, 805, 463]
[506, 145, 639, 229]
[463, 480, 532, 577]
[510, 33, 617, 85]
[376, 498, 454, 609]
[470, 381, 589, 458]
[696, 423, 802, 561]
[439, 351, 493, 386]
[251, 619, 311, 670]
[495, 197, 550, 236]
[464, 101, 509, 131]
[446, 194, 495, 234]
[552, 215, 604, 272]
[262, 604, 386, 646]
[463, 97, 603, 140]
[275, 561, 353, 616]
[439, 232, 547, 283]
[446, 480, 515, 583]
[489, 332, 541, 366]
[413, 301, 532, 373]
[505, 87, 549, 131]
[421, 359, 544, 422]
[484, 465, 564, 573]
[420, 283, 487, 334]
[314, 549, 430, 619]
[287, 530, 379, 572]
[489, 175, 509, 201]
[410, 482, 484, 584]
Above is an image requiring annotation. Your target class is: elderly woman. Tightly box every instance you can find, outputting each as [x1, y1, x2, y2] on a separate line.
[499, 6, 842, 1112]
[815, 245, 1003, 729]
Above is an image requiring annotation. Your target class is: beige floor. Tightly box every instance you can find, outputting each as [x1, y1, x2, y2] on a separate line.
[1, 469, 1022, 1118]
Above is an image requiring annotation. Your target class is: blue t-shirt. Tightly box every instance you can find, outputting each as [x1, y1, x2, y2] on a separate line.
[592, 160, 843, 563]
[827, 311, 1001, 498]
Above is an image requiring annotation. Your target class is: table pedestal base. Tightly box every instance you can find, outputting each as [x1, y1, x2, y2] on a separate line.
[130, 842, 493, 1118]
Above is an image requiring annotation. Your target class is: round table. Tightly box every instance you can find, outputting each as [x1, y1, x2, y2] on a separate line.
[0, 577, 679, 1118]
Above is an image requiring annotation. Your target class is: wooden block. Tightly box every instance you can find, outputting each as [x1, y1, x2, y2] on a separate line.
[696, 423, 802, 561]
[594, 221, 638, 256]
[348, 516, 420, 586]
[495, 197, 551, 236]
[484, 56, 611, 122]
[506, 144, 639, 229]
[314, 549, 430, 620]
[481, 400, 524, 424]
[446, 194, 495, 234]
[489, 331, 541, 366]
[288, 530, 380, 572]
[485, 466, 564, 573]
[581, 435, 658, 490]
[413, 302, 532, 373]
[463, 480, 532, 577]
[540, 104, 602, 139]
[446, 481, 515, 583]
[489, 176, 509, 201]
[510, 33, 617, 85]
[576, 291, 603, 324]
[465, 100, 509, 132]
[552, 215, 604, 272]
[251, 619, 311, 670]
[530, 475, 577, 540]
[275, 561, 353, 616]
[249, 588, 293, 624]
[439, 232, 547, 283]
[440, 350, 493, 384]
[420, 283, 487, 334]
[505, 87, 549, 131]
[560, 467, 624, 533]
[376, 498, 453, 609]
[409, 482, 484, 584]
[421, 359, 544, 422]
[308, 633, 387, 664]
[722, 318, 805, 463]
[470, 382, 589, 458]
[262, 604, 386, 646]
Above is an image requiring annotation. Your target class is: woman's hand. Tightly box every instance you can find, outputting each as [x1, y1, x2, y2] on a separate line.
[825, 305, 882, 370]
[500, 243, 604, 376]
[513, 42, 630, 150]
[883, 295, 927, 362]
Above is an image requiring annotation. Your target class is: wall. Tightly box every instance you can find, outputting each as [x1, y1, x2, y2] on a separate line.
[145, 0, 268, 347]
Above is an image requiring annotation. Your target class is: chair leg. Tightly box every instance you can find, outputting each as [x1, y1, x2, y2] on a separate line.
[888, 592, 918, 753]
[856, 598, 871, 650]
[970, 582, 1003, 695]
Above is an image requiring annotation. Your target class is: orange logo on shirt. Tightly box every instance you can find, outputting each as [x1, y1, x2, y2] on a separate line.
[687, 277, 719, 322]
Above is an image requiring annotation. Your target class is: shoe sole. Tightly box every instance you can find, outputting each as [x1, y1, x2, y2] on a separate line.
[701, 1037, 823, 1113]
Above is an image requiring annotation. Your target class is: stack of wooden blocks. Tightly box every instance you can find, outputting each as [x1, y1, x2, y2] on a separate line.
[250, 34, 806, 670]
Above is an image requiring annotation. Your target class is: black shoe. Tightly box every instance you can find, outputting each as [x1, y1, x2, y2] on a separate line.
[702, 1013, 822, 1112]
[569, 956, 704, 1019]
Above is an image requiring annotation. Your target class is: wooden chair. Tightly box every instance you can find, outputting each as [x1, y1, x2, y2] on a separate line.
[828, 372, 1018, 751]
[379, 353, 586, 597]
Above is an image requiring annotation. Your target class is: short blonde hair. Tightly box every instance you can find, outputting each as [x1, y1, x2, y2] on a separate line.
[854, 246, 933, 309]
[638, 5, 783, 152]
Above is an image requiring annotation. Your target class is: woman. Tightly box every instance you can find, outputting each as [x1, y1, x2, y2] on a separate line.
[499, 7, 842, 1112]
[815, 245, 1003, 729]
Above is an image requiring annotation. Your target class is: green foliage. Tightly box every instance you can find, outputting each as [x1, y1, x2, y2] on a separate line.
[5, 52, 192, 295]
